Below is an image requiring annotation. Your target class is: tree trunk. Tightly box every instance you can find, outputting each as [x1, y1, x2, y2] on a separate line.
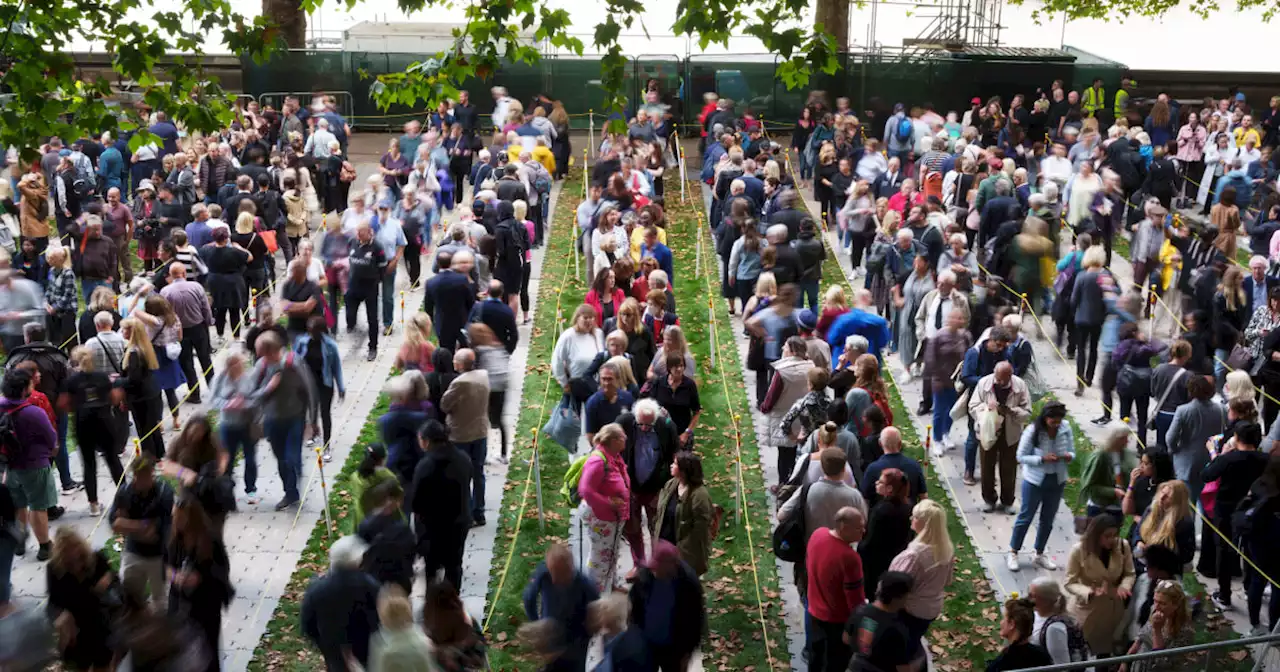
[814, 0, 850, 51]
[263, 0, 307, 49]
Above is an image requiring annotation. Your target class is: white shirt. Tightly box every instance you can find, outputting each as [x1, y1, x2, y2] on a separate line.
[922, 291, 955, 340]
[492, 96, 514, 130]
[1040, 156, 1072, 186]
[1238, 146, 1262, 170]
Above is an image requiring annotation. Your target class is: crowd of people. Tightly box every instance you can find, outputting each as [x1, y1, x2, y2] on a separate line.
[687, 82, 1280, 671]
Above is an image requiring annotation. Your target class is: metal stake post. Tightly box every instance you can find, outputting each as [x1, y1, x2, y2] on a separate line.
[533, 446, 546, 532]
[315, 445, 334, 537]
[707, 297, 717, 369]
[588, 110, 595, 158]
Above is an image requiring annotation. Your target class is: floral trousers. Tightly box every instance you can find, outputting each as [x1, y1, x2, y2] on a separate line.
[581, 504, 623, 593]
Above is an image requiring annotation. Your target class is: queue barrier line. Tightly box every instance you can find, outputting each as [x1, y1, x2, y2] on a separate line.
[972, 260, 1280, 592]
[692, 204, 778, 672]
[481, 176, 574, 634]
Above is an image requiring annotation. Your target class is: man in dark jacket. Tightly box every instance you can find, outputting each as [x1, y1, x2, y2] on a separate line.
[221, 175, 255, 225]
[629, 541, 706, 671]
[767, 224, 803, 286]
[592, 148, 622, 189]
[617, 404, 679, 571]
[300, 535, 381, 672]
[793, 218, 826, 311]
[523, 543, 599, 672]
[6, 323, 76, 493]
[346, 223, 388, 361]
[423, 250, 477, 352]
[410, 419, 473, 590]
[79, 217, 118, 303]
[491, 201, 526, 311]
[470, 281, 519, 354]
[769, 190, 808, 241]
[197, 149, 233, 199]
[356, 480, 416, 593]
[494, 164, 529, 204]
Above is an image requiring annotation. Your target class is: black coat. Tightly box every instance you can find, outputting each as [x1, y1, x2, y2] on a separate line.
[422, 270, 477, 349]
[357, 513, 416, 591]
[793, 234, 825, 284]
[495, 176, 528, 204]
[5, 341, 69, 399]
[471, 299, 519, 354]
[769, 207, 808, 241]
[300, 568, 381, 671]
[771, 244, 804, 286]
[410, 445, 474, 537]
[617, 411, 680, 495]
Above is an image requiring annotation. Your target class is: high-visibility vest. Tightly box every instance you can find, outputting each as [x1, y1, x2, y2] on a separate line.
[1114, 89, 1129, 117]
[1083, 87, 1105, 116]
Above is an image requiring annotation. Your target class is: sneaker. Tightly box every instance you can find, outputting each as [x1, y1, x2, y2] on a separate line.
[1006, 552, 1020, 572]
[88, 502, 103, 516]
[13, 531, 26, 557]
[1033, 554, 1059, 571]
[61, 481, 84, 494]
[36, 542, 52, 562]
[1249, 624, 1269, 637]
[916, 404, 931, 417]
[306, 438, 317, 448]
[1074, 383, 1085, 397]
[366, 348, 377, 362]
[383, 325, 393, 336]
[245, 491, 259, 506]
[1212, 590, 1233, 610]
[1091, 416, 1112, 427]
[274, 497, 300, 512]
[930, 443, 944, 458]
[472, 515, 487, 528]
[498, 455, 509, 465]
[982, 502, 999, 513]
[47, 506, 65, 521]
[962, 473, 978, 486]
[322, 447, 333, 463]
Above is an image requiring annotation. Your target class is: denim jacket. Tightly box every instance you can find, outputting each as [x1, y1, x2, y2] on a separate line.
[293, 333, 346, 395]
[1016, 423, 1075, 486]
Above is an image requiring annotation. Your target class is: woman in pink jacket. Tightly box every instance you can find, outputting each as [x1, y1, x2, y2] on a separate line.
[578, 422, 632, 592]
[1176, 113, 1208, 205]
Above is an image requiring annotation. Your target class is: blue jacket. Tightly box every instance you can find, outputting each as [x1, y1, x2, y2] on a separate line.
[640, 242, 674, 285]
[522, 563, 600, 648]
[97, 147, 125, 193]
[1216, 170, 1253, 207]
[1016, 423, 1075, 486]
[960, 343, 1009, 391]
[827, 309, 891, 365]
[292, 334, 345, 395]
[378, 404, 430, 484]
[700, 144, 727, 182]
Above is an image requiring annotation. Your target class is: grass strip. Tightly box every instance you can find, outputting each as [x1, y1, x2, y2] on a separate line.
[666, 187, 789, 670]
[246, 391, 392, 671]
[479, 171, 584, 669]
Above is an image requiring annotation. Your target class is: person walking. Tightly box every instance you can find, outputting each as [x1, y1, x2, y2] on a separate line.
[440, 348, 490, 526]
[1008, 401, 1074, 573]
[522, 543, 599, 672]
[119, 316, 166, 460]
[411, 420, 473, 590]
[1165, 374, 1226, 506]
[628, 540, 706, 671]
[300, 536, 383, 672]
[347, 222, 388, 361]
[294, 316, 344, 459]
[860, 468, 915, 606]
[199, 227, 252, 340]
[108, 454, 174, 612]
[246, 332, 317, 511]
[1201, 422, 1268, 610]
[160, 263, 215, 403]
[1, 367, 58, 560]
[62, 346, 125, 515]
[167, 493, 234, 672]
[210, 351, 258, 503]
[46, 528, 116, 671]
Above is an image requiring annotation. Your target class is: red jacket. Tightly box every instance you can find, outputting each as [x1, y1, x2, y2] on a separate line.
[583, 288, 627, 327]
[698, 103, 718, 137]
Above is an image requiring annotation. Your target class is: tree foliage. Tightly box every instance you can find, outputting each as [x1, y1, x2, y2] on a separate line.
[1011, 0, 1280, 22]
[0, 0, 279, 162]
[365, 0, 840, 130]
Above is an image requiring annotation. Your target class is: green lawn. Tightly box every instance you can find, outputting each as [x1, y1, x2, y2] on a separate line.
[665, 188, 789, 670]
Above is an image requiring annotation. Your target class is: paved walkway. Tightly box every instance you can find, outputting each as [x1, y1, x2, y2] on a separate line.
[797, 189, 1280, 661]
[5, 160, 476, 671]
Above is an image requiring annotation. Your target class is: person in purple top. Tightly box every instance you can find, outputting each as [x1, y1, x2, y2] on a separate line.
[0, 367, 59, 560]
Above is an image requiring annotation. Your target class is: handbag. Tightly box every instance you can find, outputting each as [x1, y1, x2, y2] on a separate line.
[542, 396, 582, 451]
[1149, 368, 1188, 429]
[164, 342, 181, 360]
[252, 219, 279, 254]
[1226, 343, 1253, 371]
[1116, 364, 1153, 398]
[978, 406, 1003, 451]
[771, 483, 812, 563]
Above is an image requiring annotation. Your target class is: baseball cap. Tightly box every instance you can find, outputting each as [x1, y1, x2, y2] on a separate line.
[971, 97, 981, 105]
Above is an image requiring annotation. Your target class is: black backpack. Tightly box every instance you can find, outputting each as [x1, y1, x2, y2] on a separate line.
[771, 483, 812, 563]
[0, 403, 31, 465]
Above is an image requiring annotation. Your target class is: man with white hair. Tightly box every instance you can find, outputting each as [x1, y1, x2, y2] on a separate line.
[874, 156, 905, 200]
[491, 86, 514, 130]
[914, 269, 971, 418]
[616, 398, 680, 569]
[300, 535, 381, 672]
[304, 117, 337, 159]
[767, 223, 803, 286]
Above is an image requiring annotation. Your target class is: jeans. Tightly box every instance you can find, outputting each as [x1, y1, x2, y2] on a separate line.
[1214, 348, 1230, 392]
[54, 412, 72, 488]
[265, 417, 304, 501]
[798, 281, 820, 312]
[455, 438, 487, 518]
[932, 387, 958, 443]
[1246, 555, 1280, 629]
[1010, 474, 1065, 554]
[220, 423, 259, 494]
[1154, 410, 1174, 452]
[380, 273, 397, 328]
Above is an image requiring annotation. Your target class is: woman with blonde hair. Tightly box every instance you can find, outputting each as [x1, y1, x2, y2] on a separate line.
[551, 304, 605, 411]
[612, 298, 654, 383]
[888, 499, 956, 648]
[1122, 580, 1194, 672]
[78, 285, 121, 345]
[815, 142, 839, 218]
[1214, 265, 1250, 390]
[816, 285, 849, 340]
[650, 324, 696, 380]
[120, 316, 165, 460]
[369, 585, 437, 671]
[839, 179, 877, 265]
[230, 207, 269, 296]
[1136, 480, 1195, 567]
[395, 312, 436, 372]
[137, 294, 187, 429]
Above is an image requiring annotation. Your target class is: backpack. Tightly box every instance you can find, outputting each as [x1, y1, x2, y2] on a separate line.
[533, 169, 552, 197]
[1038, 614, 1091, 662]
[71, 175, 94, 200]
[561, 449, 607, 507]
[895, 117, 914, 144]
[0, 403, 31, 465]
[865, 239, 891, 278]
[771, 482, 812, 563]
